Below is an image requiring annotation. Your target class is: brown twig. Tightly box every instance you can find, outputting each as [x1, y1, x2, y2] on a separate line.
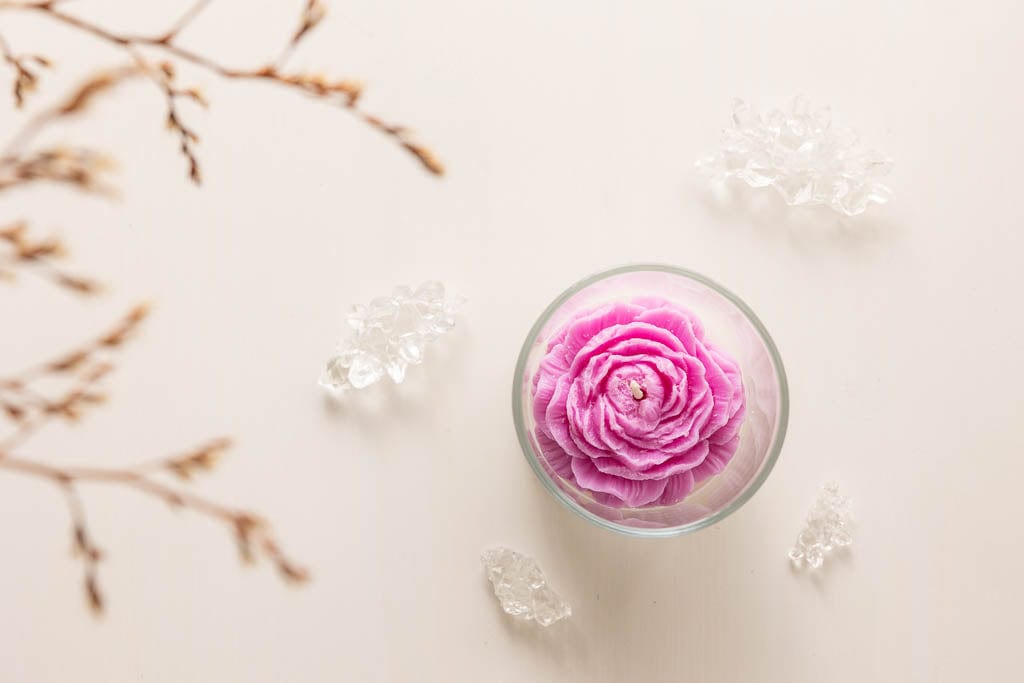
[0, 444, 309, 613]
[0, 146, 117, 193]
[0, 305, 145, 453]
[0, 221, 102, 294]
[0, 30, 50, 106]
[152, 60, 205, 183]
[157, 0, 213, 44]
[276, 0, 326, 69]
[0, 306, 309, 612]
[0, 67, 133, 200]
[0, 0, 441, 616]
[0, 60, 207, 186]
[135, 437, 232, 480]
[0, 0, 444, 175]
[64, 484, 104, 613]
[2, 64, 140, 156]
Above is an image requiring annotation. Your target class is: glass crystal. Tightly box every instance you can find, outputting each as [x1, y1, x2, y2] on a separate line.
[319, 356, 351, 390]
[481, 547, 571, 627]
[415, 280, 445, 302]
[347, 355, 383, 389]
[789, 482, 853, 570]
[428, 313, 456, 336]
[698, 97, 893, 216]
[384, 358, 407, 384]
[319, 281, 462, 392]
[346, 304, 369, 332]
[397, 334, 424, 364]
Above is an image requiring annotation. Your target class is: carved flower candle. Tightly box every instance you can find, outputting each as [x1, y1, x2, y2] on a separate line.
[532, 299, 746, 508]
[514, 266, 788, 536]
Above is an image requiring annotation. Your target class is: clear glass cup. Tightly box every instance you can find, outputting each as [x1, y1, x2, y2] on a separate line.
[513, 265, 788, 537]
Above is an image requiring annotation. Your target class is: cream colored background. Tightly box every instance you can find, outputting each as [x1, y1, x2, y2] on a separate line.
[1, 1, 1022, 681]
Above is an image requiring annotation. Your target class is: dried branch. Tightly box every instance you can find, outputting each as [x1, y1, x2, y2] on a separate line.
[0, 0, 444, 176]
[0, 67, 132, 199]
[3, 65, 140, 156]
[0, 443, 309, 613]
[0, 306, 309, 612]
[0, 305, 146, 452]
[157, 0, 213, 44]
[0, 30, 50, 106]
[0, 146, 116, 193]
[153, 61, 205, 183]
[0, 221, 101, 294]
[0, 0, 442, 616]
[6, 302, 146, 380]
[0, 61, 206, 186]
[137, 437, 232, 480]
[64, 485, 104, 613]
[276, 0, 326, 68]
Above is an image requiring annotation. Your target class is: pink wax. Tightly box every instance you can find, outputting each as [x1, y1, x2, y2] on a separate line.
[531, 298, 746, 508]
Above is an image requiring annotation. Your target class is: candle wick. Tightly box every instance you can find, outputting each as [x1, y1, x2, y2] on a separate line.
[629, 379, 645, 401]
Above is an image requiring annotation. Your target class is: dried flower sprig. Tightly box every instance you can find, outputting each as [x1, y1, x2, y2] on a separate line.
[0, 307, 309, 612]
[144, 437, 232, 481]
[276, 0, 327, 69]
[0, 0, 444, 178]
[0, 305, 146, 439]
[0, 221, 101, 293]
[154, 61, 205, 183]
[0, 442, 309, 614]
[0, 146, 116, 193]
[0, 0, 441, 616]
[0, 30, 49, 106]
[0, 64, 136, 193]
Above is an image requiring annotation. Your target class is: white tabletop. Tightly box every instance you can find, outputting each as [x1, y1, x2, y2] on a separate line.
[1, 1, 1022, 681]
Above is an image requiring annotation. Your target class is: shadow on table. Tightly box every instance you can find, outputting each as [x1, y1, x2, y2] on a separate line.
[318, 320, 473, 433]
[516, 473, 843, 678]
[692, 179, 900, 254]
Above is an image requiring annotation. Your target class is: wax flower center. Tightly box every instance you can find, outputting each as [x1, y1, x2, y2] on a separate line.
[628, 379, 645, 401]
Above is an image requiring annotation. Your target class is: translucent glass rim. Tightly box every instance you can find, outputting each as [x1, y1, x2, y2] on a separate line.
[512, 264, 790, 538]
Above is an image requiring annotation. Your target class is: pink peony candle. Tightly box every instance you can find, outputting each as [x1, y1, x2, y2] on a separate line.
[531, 298, 746, 508]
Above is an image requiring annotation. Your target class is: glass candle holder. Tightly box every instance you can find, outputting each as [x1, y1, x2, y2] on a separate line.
[513, 265, 788, 537]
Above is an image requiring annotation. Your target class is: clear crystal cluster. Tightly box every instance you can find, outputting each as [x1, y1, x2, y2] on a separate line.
[788, 482, 853, 570]
[319, 281, 460, 391]
[481, 548, 571, 627]
[698, 96, 893, 216]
